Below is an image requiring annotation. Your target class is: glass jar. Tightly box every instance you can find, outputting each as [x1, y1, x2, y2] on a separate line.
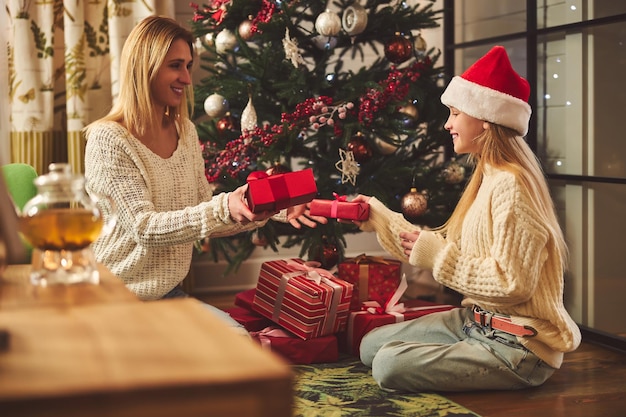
[19, 163, 114, 285]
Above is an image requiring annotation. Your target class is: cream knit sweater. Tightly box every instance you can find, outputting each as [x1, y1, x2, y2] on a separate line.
[360, 166, 581, 368]
[84, 120, 276, 300]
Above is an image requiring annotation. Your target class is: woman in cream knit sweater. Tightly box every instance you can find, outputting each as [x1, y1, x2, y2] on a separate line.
[352, 46, 581, 392]
[84, 17, 324, 328]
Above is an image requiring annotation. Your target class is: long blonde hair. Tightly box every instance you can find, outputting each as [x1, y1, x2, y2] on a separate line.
[85, 16, 195, 138]
[441, 124, 568, 270]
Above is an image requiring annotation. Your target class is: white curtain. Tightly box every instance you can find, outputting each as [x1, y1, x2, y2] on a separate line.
[4, 0, 175, 175]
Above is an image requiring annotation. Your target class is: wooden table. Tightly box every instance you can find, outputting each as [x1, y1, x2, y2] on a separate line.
[0, 265, 293, 417]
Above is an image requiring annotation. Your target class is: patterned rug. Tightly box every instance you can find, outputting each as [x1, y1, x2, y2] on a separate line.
[292, 357, 480, 417]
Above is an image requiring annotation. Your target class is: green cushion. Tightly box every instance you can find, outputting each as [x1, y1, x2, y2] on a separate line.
[1, 163, 38, 212]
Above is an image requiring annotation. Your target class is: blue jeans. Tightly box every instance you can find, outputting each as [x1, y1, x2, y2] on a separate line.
[360, 307, 555, 392]
[162, 287, 248, 334]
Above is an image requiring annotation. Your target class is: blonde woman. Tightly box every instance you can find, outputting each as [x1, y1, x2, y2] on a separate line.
[84, 16, 324, 328]
[351, 46, 581, 392]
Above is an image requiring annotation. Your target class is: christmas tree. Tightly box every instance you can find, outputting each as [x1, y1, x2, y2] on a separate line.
[189, 0, 467, 273]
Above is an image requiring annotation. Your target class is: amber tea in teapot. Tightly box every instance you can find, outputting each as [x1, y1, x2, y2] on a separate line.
[19, 163, 114, 286]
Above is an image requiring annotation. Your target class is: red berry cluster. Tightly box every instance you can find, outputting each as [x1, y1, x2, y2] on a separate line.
[358, 59, 431, 126]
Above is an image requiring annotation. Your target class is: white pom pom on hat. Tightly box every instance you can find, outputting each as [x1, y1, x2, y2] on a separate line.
[441, 46, 532, 136]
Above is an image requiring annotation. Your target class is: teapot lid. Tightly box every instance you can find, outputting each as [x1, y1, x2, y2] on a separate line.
[34, 163, 84, 188]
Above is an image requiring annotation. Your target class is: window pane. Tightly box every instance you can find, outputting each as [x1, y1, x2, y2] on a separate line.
[538, 0, 626, 28]
[537, 22, 626, 178]
[552, 180, 626, 338]
[452, 39, 526, 79]
[453, 0, 526, 43]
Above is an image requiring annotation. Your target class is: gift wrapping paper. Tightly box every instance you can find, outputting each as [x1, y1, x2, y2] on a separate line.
[223, 306, 274, 332]
[246, 168, 317, 213]
[252, 258, 353, 340]
[309, 195, 369, 221]
[338, 254, 402, 311]
[250, 326, 339, 364]
[339, 299, 458, 356]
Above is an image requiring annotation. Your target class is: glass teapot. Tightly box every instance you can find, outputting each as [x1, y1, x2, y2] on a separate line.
[18, 163, 115, 286]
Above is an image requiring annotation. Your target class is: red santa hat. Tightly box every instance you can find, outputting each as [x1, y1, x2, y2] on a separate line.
[441, 46, 531, 136]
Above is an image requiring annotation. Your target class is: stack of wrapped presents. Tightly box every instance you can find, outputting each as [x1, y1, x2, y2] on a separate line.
[225, 255, 457, 364]
[226, 171, 457, 363]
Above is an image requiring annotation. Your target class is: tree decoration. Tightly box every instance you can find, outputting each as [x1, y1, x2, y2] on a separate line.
[241, 94, 258, 134]
[347, 132, 372, 163]
[374, 137, 399, 155]
[312, 35, 338, 51]
[384, 32, 413, 64]
[335, 149, 359, 185]
[265, 162, 291, 176]
[414, 33, 428, 56]
[215, 29, 237, 54]
[315, 9, 342, 37]
[251, 229, 268, 246]
[283, 29, 305, 68]
[238, 16, 255, 40]
[342, 3, 368, 38]
[401, 187, 428, 219]
[216, 114, 236, 134]
[443, 161, 466, 184]
[204, 93, 229, 118]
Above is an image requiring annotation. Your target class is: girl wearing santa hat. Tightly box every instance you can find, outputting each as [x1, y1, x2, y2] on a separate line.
[351, 46, 581, 392]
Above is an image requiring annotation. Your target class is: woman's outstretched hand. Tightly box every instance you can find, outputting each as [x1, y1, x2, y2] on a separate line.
[287, 203, 328, 229]
[228, 184, 276, 224]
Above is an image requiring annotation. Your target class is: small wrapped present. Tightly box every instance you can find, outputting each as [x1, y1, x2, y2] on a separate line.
[234, 288, 256, 310]
[339, 276, 457, 356]
[245, 168, 317, 213]
[250, 326, 339, 364]
[309, 193, 369, 221]
[252, 258, 353, 340]
[223, 306, 274, 332]
[338, 254, 402, 311]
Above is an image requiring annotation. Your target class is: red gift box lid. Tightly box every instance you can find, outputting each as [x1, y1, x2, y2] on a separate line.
[246, 169, 317, 213]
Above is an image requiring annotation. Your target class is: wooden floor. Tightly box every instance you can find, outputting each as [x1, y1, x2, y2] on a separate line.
[447, 340, 626, 417]
[198, 290, 626, 417]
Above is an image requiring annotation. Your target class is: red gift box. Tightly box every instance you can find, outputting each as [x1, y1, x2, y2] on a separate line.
[252, 258, 353, 340]
[250, 326, 339, 364]
[223, 306, 274, 332]
[234, 288, 256, 310]
[340, 298, 458, 357]
[338, 254, 402, 311]
[309, 194, 369, 221]
[246, 169, 318, 213]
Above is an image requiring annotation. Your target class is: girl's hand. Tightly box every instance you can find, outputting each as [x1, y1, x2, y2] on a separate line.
[400, 231, 420, 257]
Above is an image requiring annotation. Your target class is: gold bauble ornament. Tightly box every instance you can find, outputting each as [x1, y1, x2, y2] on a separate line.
[315, 9, 342, 37]
[215, 29, 238, 54]
[401, 187, 428, 218]
[374, 137, 399, 155]
[342, 4, 368, 37]
[204, 94, 229, 118]
[443, 161, 466, 184]
[238, 17, 255, 41]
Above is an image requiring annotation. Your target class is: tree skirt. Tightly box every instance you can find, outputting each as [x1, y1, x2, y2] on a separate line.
[292, 357, 480, 417]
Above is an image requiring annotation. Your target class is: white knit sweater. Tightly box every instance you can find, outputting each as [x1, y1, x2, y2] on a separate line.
[84, 120, 274, 300]
[360, 166, 581, 368]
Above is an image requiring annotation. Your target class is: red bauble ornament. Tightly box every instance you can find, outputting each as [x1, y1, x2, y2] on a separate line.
[401, 187, 428, 219]
[384, 33, 413, 64]
[265, 162, 291, 176]
[310, 238, 339, 268]
[216, 115, 235, 134]
[347, 133, 372, 163]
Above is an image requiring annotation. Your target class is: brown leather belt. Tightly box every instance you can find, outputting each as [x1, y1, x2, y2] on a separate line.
[473, 306, 537, 337]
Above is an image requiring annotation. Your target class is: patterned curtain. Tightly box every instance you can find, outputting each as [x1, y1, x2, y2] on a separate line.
[5, 0, 175, 175]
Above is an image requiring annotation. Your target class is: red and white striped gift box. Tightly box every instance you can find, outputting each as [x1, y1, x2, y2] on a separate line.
[252, 258, 353, 340]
